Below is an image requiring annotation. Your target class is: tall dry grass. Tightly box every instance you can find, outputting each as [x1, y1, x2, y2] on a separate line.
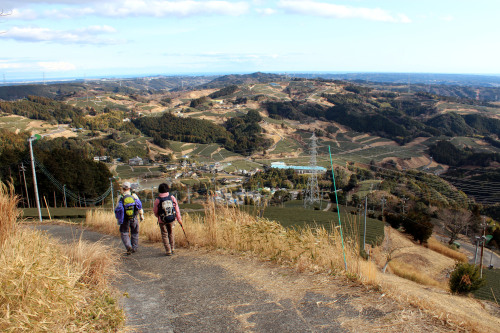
[200, 201, 377, 282]
[0, 182, 20, 246]
[85, 200, 378, 284]
[85, 209, 120, 236]
[388, 260, 447, 289]
[63, 236, 121, 288]
[426, 237, 468, 262]
[0, 183, 124, 332]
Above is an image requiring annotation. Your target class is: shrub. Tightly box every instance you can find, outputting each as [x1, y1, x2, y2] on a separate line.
[449, 263, 485, 294]
[402, 213, 433, 244]
[385, 212, 403, 229]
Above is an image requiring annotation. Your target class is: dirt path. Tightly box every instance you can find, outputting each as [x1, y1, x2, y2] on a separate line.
[32, 223, 458, 333]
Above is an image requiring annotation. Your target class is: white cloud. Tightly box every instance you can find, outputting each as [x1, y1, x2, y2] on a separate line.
[278, 0, 411, 23]
[0, 61, 24, 69]
[7, 8, 39, 20]
[0, 59, 77, 72]
[256, 8, 276, 15]
[38, 61, 77, 71]
[2, 25, 121, 44]
[3, 0, 102, 7]
[100, 0, 250, 17]
[5, 1, 250, 19]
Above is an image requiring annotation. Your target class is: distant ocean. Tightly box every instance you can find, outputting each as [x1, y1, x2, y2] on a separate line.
[2, 71, 500, 87]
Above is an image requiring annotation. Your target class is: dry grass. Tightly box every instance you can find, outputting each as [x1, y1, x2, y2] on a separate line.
[85, 200, 378, 285]
[0, 183, 20, 246]
[372, 227, 456, 286]
[200, 201, 378, 284]
[389, 260, 446, 289]
[373, 227, 500, 332]
[0, 183, 124, 332]
[85, 209, 120, 236]
[426, 237, 468, 262]
[62, 236, 121, 288]
[381, 274, 500, 333]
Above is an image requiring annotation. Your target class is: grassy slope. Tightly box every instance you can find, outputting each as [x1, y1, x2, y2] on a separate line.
[1, 184, 124, 331]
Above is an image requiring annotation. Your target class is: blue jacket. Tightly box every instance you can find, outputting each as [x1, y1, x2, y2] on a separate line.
[114, 192, 143, 225]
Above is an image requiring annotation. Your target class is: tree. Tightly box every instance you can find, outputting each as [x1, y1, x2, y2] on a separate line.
[270, 190, 290, 206]
[402, 211, 433, 244]
[449, 262, 485, 294]
[381, 228, 410, 273]
[439, 208, 472, 245]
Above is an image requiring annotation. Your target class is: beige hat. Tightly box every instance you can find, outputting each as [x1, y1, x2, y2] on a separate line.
[122, 181, 131, 189]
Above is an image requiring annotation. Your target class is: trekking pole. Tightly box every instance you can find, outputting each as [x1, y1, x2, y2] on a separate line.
[178, 220, 190, 245]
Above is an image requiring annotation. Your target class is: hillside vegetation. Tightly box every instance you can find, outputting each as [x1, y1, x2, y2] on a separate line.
[2, 74, 500, 214]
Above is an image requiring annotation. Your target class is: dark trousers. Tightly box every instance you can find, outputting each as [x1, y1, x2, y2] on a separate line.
[159, 221, 175, 253]
[120, 218, 139, 250]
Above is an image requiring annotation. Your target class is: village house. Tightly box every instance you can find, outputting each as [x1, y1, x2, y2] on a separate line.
[129, 156, 144, 166]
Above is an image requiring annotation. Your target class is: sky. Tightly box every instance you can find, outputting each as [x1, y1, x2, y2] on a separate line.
[1, 0, 500, 81]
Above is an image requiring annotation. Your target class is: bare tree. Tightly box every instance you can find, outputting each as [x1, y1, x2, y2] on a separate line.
[381, 227, 410, 273]
[439, 208, 472, 245]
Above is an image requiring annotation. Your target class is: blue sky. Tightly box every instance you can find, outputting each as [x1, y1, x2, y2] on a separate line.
[1, 0, 499, 81]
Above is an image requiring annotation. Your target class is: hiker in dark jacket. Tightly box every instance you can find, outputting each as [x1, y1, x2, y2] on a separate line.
[115, 181, 144, 255]
[153, 183, 182, 256]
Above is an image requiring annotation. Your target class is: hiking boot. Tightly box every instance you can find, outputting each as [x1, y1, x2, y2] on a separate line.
[165, 252, 172, 256]
[126, 247, 133, 255]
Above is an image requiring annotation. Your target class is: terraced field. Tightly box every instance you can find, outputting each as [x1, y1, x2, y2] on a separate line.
[271, 136, 305, 155]
[243, 203, 385, 247]
[225, 159, 263, 172]
[115, 164, 161, 179]
[69, 97, 129, 112]
[473, 268, 500, 303]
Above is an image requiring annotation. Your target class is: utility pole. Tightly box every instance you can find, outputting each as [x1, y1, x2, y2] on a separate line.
[17, 165, 25, 208]
[28, 135, 42, 222]
[363, 196, 367, 251]
[110, 178, 115, 210]
[480, 218, 486, 278]
[20, 163, 30, 208]
[63, 184, 67, 208]
[151, 185, 156, 208]
[402, 196, 408, 215]
[381, 197, 386, 222]
[473, 236, 479, 264]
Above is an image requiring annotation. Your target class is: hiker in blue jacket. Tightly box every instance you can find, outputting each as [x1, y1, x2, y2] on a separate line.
[115, 182, 144, 255]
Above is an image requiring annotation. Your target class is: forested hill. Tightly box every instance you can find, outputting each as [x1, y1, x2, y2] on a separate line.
[196, 72, 284, 89]
[133, 110, 272, 156]
[264, 90, 500, 145]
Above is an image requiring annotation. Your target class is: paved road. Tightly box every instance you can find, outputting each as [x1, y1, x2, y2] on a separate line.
[435, 234, 500, 268]
[32, 223, 457, 333]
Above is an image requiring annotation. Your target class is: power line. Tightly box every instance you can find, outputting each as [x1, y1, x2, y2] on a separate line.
[29, 159, 112, 206]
